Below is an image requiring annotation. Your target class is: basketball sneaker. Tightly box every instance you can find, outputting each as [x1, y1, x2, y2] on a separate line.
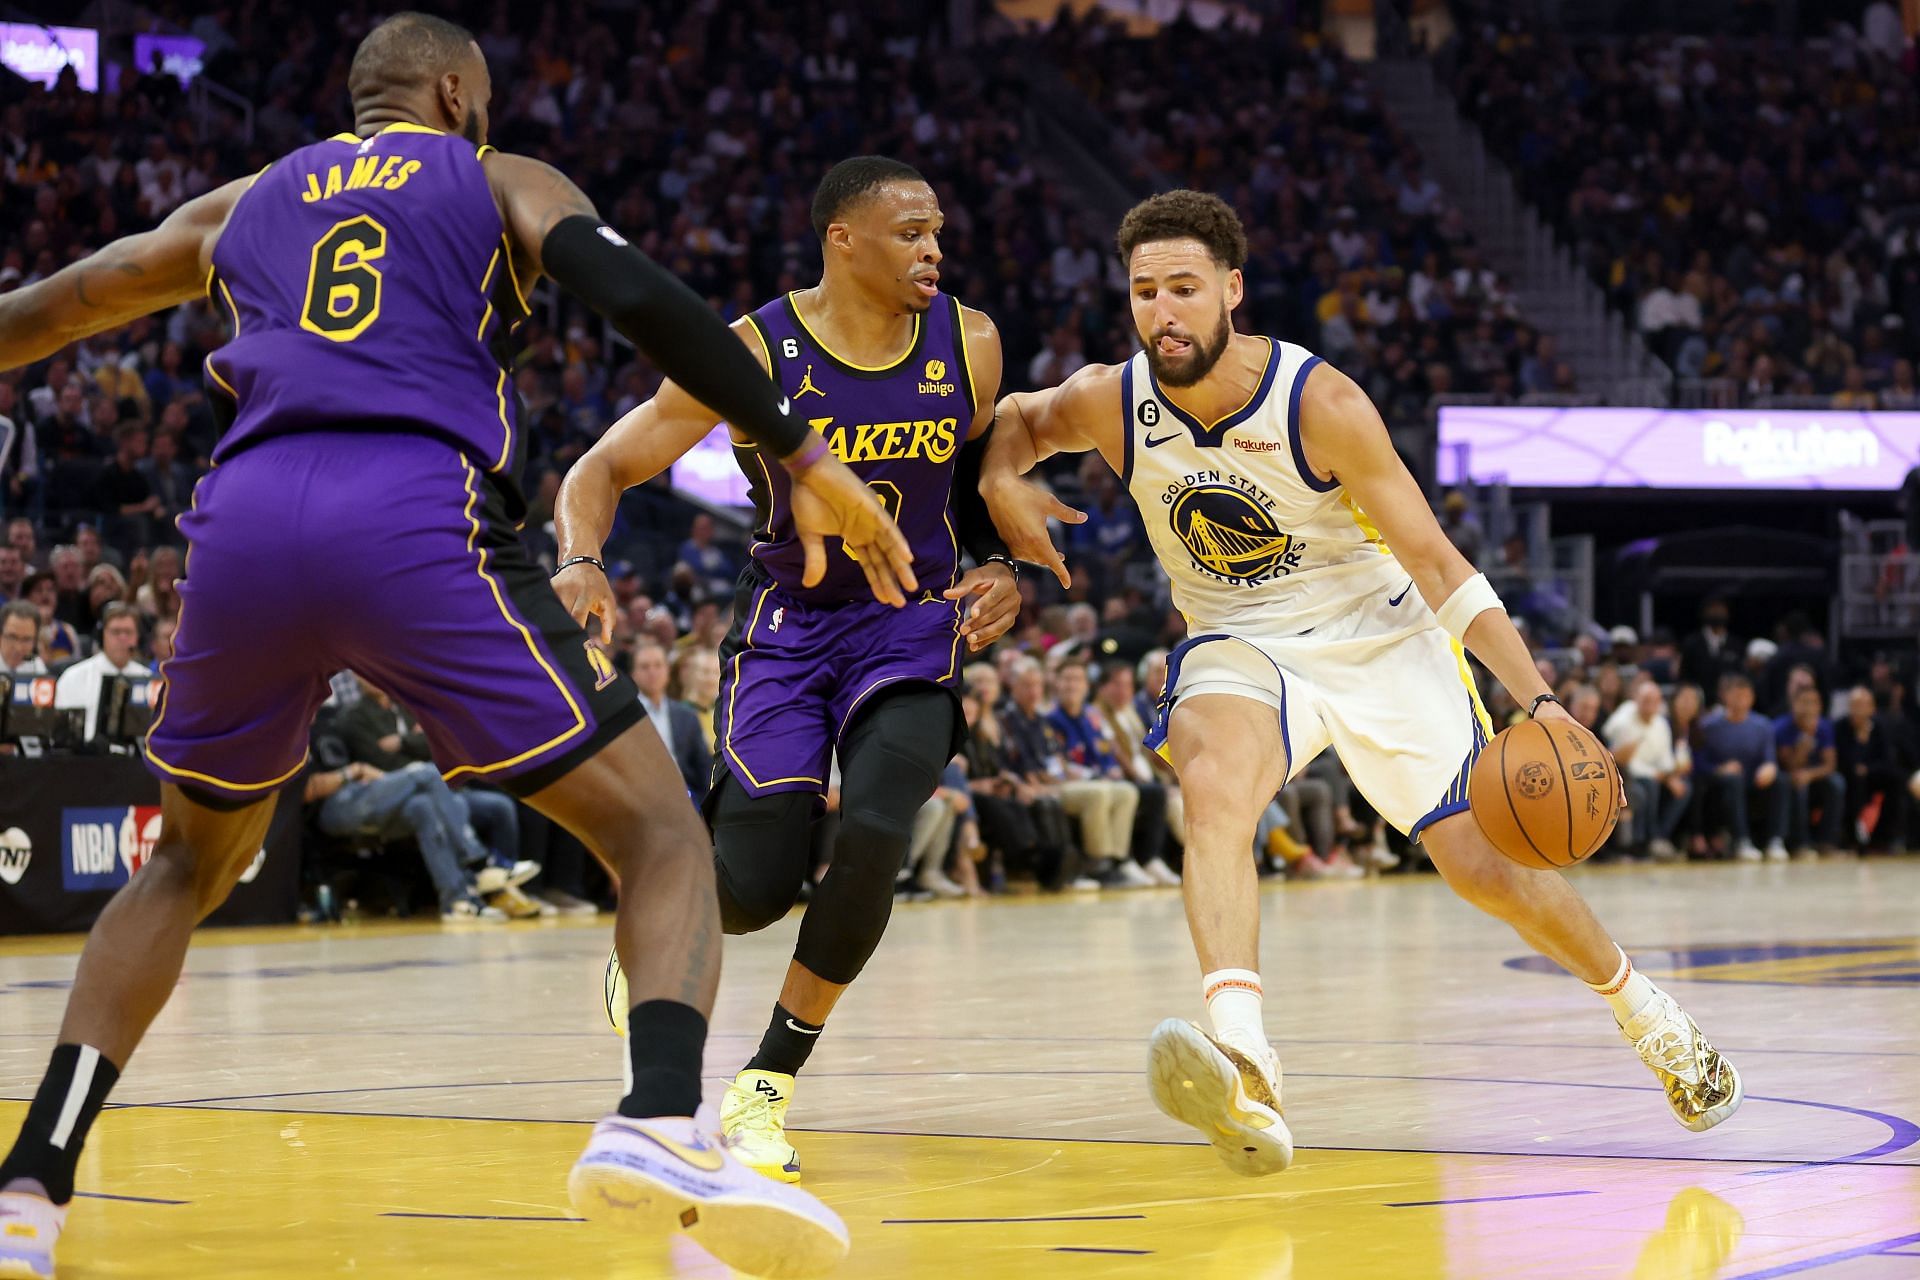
[1620, 991, 1744, 1132]
[1147, 1018, 1294, 1176]
[0, 1190, 63, 1279]
[568, 1107, 848, 1279]
[722, 1070, 803, 1182]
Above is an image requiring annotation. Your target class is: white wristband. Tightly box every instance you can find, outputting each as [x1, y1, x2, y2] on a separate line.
[1434, 572, 1504, 642]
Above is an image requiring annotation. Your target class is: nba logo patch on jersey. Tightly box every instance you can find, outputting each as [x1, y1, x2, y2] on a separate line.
[585, 642, 617, 691]
[771, 607, 786, 633]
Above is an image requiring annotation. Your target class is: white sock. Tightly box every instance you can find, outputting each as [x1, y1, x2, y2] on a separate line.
[1587, 946, 1658, 1024]
[1202, 968, 1268, 1057]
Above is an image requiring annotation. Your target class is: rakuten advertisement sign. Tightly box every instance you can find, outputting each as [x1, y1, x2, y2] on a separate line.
[0, 24, 98, 91]
[1436, 406, 1920, 490]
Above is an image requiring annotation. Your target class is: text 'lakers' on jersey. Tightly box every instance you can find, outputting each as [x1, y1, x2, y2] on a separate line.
[205, 125, 531, 499]
[736, 293, 975, 604]
[1121, 338, 1405, 635]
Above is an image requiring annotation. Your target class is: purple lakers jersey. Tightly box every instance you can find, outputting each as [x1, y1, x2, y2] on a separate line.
[738, 293, 975, 604]
[205, 124, 529, 490]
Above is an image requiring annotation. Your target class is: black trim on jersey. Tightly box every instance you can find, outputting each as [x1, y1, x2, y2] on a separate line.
[1148, 335, 1281, 450]
[737, 311, 783, 544]
[1119, 359, 1136, 488]
[780, 293, 928, 381]
[948, 294, 977, 422]
[1287, 354, 1338, 493]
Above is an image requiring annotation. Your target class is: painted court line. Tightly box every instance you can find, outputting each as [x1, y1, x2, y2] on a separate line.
[1386, 1190, 1597, 1208]
[1051, 1247, 1153, 1256]
[381, 1212, 584, 1223]
[73, 1191, 190, 1206]
[1724, 1230, 1920, 1279]
[883, 1214, 1147, 1225]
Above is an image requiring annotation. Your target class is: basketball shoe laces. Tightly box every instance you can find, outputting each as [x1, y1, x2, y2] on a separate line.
[1625, 993, 1727, 1102]
[719, 1084, 774, 1145]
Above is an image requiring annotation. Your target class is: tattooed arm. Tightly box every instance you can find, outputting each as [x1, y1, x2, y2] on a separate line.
[0, 177, 248, 371]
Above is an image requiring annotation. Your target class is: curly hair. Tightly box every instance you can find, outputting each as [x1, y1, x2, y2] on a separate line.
[1115, 190, 1248, 270]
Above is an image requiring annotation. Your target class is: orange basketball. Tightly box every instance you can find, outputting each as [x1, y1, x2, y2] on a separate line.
[1468, 717, 1620, 869]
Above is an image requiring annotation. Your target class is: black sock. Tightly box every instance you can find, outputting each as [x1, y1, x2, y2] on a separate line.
[744, 1003, 824, 1078]
[618, 1000, 707, 1120]
[0, 1044, 122, 1205]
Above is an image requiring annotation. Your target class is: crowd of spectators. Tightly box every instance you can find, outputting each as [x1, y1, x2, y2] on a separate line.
[1448, 7, 1920, 406]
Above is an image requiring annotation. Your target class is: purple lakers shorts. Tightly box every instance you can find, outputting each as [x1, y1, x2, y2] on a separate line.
[145, 432, 640, 807]
[711, 562, 965, 799]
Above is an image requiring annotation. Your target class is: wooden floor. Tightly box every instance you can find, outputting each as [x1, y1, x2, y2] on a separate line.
[4, 860, 1918, 1279]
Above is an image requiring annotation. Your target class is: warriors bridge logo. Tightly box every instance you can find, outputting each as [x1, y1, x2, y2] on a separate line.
[1162, 473, 1304, 587]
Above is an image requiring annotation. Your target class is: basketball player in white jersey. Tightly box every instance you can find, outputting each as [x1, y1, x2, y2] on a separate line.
[982, 192, 1741, 1174]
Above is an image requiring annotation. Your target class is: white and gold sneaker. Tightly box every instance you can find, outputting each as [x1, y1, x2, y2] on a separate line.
[0, 1190, 63, 1279]
[1147, 1019, 1294, 1175]
[1621, 991, 1744, 1132]
[721, 1070, 802, 1183]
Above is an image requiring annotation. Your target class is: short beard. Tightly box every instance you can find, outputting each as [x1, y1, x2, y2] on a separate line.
[460, 107, 482, 147]
[1145, 306, 1233, 388]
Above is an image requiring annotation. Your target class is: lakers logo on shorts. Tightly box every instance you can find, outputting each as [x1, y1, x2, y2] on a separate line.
[1168, 484, 1298, 585]
[585, 642, 617, 691]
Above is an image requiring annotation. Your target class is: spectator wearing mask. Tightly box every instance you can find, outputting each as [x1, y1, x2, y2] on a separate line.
[1093, 660, 1181, 885]
[1696, 673, 1784, 861]
[1602, 679, 1691, 859]
[53, 603, 149, 739]
[633, 636, 710, 797]
[1836, 686, 1901, 854]
[1774, 685, 1844, 860]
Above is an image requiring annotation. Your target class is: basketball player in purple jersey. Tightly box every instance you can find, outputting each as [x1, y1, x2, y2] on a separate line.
[0, 15, 912, 1278]
[556, 157, 1013, 1182]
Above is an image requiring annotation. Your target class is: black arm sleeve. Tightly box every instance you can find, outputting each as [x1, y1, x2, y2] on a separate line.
[539, 215, 809, 457]
[952, 420, 1010, 563]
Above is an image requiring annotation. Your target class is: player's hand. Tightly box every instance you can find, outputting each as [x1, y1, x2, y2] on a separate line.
[946, 561, 1020, 651]
[790, 452, 917, 606]
[554, 559, 617, 645]
[982, 474, 1084, 589]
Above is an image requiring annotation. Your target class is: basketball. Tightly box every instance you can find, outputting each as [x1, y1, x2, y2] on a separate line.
[1469, 718, 1621, 869]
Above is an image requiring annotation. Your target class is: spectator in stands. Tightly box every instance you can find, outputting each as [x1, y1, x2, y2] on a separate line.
[670, 645, 722, 749]
[675, 513, 736, 599]
[1045, 659, 1148, 886]
[1679, 599, 1740, 693]
[0, 544, 21, 604]
[1774, 685, 1845, 860]
[1, 599, 44, 675]
[632, 636, 710, 797]
[6, 518, 35, 572]
[1837, 686, 1901, 855]
[134, 546, 182, 622]
[18, 573, 76, 665]
[138, 427, 196, 529]
[1028, 325, 1087, 389]
[94, 426, 163, 550]
[1438, 490, 1483, 564]
[53, 602, 148, 739]
[999, 658, 1102, 889]
[960, 681, 1076, 892]
[1093, 660, 1180, 885]
[1603, 678, 1690, 860]
[1696, 673, 1783, 861]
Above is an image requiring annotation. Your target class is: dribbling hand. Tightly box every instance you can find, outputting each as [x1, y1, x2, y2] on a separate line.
[790, 454, 918, 606]
[1533, 699, 1629, 811]
[982, 474, 1084, 589]
[946, 560, 1020, 651]
[555, 560, 618, 646]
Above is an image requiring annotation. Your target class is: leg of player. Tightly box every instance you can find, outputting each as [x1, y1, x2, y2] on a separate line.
[1420, 810, 1742, 1133]
[532, 720, 848, 1278]
[0, 785, 273, 1279]
[1148, 692, 1296, 1176]
[722, 688, 955, 1183]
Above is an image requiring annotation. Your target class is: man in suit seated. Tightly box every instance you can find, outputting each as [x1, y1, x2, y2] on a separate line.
[633, 636, 711, 797]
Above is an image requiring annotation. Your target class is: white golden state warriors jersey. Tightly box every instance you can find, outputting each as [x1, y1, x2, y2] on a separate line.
[1121, 337, 1407, 636]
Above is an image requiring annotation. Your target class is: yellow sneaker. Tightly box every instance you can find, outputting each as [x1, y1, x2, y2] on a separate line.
[721, 1070, 802, 1183]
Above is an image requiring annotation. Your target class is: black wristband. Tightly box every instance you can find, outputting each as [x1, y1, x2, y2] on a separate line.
[983, 553, 1019, 580]
[1529, 692, 1563, 718]
[553, 555, 606, 578]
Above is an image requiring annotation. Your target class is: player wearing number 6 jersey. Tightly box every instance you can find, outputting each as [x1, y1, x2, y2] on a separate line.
[557, 156, 1015, 1185]
[982, 191, 1741, 1178]
[0, 14, 904, 1279]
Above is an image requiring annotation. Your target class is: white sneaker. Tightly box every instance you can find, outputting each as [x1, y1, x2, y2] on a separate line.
[1764, 840, 1789, 862]
[0, 1191, 63, 1279]
[1620, 991, 1744, 1133]
[1066, 876, 1102, 891]
[1359, 838, 1399, 870]
[1147, 1018, 1294, 1176]
[1143, 857, 1181, 886]
[473, 859, 541, 895]
[569, 1108, 849, 1279]
[915, 868, 966, 898]
[1112, 860, 1157, 888]
[441, 897, 507, 922]
[1648, 838, 1679, 861]
[1733, 842, 1762, 862]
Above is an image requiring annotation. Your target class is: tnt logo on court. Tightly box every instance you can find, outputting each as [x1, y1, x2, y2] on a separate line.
[61, 806, 162, 891]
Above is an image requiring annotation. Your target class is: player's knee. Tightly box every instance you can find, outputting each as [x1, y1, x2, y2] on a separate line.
[832, 806, 915, 882]
[711, 786, 815, 934]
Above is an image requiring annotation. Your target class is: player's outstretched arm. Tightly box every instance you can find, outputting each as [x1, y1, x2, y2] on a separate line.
[1298, 363, 1558, 717]
[980, 365, 1121, 588]
[0, 178, 249, 371]
[553, 323, 767, 641]
[487, 151, 915, 605]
